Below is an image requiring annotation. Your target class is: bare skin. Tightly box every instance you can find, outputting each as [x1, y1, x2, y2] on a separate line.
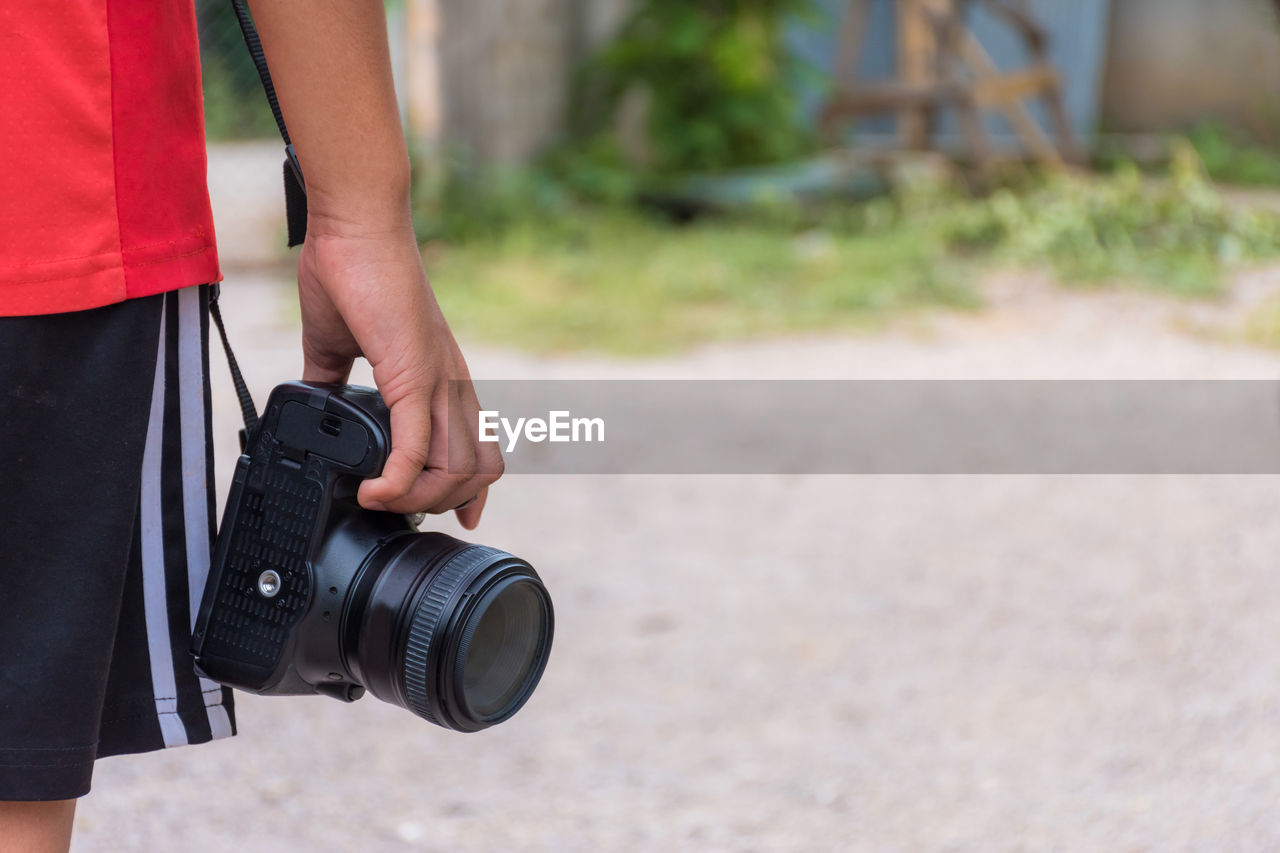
[248, 0, 504, 525]
[6, 1, 499, 847]
[0, 800, 75, 853]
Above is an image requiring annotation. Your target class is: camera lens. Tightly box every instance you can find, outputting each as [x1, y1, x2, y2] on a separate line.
[351, 532, 554, 732]
[458, 579, 546, 719]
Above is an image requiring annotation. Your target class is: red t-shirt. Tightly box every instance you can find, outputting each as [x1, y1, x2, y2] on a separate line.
[0, 1, 221, 317]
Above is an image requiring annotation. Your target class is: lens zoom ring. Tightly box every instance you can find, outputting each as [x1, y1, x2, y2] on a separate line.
[402, 546, 498, 726]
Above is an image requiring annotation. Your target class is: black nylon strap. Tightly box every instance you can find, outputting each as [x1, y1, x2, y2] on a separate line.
[283, 152, 308, 247]
[209, 284, 260, 435]
[229, 0, 308, 247]
[211, 0, 315, 435]
[229, 0, 290, 146]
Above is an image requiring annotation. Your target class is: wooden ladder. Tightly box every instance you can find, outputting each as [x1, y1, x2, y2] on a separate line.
[819, 0, 1082, 178]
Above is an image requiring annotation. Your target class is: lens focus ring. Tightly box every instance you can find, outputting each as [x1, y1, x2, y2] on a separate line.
[401, 545, 499, 728]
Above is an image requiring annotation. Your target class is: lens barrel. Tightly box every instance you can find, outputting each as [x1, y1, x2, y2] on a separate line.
[350, 532, 554, 732]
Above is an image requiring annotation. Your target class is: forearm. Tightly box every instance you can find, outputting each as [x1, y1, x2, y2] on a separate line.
[247, 0, 410, 231]
[243, 1, 500, 522]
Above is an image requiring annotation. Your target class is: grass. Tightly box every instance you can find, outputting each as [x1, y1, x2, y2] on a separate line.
[422, 147, 1280, 355]
[936, 149, 1280, 298]
[1244, 296, 1280, 349]
[1188, 120, 1280, 187]
[427, 209, 976, 355]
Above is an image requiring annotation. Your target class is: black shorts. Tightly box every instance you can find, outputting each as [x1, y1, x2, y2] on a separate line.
[0, 285, 236, 801]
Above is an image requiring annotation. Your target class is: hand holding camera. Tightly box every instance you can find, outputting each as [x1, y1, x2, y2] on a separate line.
[191, 382, 554, 732]
[193, 3, 541, 732]
[296, 216, 504, 528]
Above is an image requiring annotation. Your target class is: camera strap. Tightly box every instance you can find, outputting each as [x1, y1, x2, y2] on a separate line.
[208, 0, 312, 439]
[229, 0, 308, 248]
[209, 284, 260, 435]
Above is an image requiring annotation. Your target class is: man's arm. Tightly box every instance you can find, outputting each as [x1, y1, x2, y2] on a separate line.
[246, 0, 501, 528]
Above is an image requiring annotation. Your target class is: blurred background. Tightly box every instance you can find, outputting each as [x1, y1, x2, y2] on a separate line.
[75, 1, 1280, 850]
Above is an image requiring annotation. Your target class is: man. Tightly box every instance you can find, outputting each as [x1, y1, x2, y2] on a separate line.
[0, 1, 503, 849]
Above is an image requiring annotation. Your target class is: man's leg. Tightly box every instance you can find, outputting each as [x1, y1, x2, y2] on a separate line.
[0, 801, 75, 853]
[0, 286, 233, 842]
[0, 297, 162, 817]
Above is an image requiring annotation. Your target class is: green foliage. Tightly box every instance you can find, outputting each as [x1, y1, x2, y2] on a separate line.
[411, 151, 579, 244]
[572, 0, 818, 177]
[417, 144, 1280, 354]
[196, 0, 281, 140]
[1187, 120, 1280, 187]
[428, 207, 975, 355]
[937, 143, 1280, 296]
[539, 137, 647, 206]
[201, 56, 281, 140]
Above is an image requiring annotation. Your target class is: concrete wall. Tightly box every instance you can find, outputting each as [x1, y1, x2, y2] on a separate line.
[432, 0, 630, 165]
[435, 0, 573, 165]
[1101, 0, 1280, 137]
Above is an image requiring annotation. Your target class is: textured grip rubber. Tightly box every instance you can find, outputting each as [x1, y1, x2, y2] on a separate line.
[204, 462, 319, 667]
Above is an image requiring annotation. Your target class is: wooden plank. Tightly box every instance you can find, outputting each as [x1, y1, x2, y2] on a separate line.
[957, 35, 1062, 166]
[896, 0, 935, 148]
[970, 65, 1059, 106]
[827, 81, 965, 113]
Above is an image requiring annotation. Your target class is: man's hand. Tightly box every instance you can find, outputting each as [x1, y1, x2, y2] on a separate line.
[295, 218, 501, 529]
[246, 0, 502, 529]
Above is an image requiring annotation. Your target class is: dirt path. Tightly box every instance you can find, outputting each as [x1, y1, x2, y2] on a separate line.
[72, 270, 1280, 851]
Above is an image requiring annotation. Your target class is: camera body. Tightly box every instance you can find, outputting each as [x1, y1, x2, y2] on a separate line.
[192, 381, 400, 701]
[193, 381, 554, 731]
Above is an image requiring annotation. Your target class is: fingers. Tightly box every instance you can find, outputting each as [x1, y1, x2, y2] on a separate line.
[358, 391, 431, 509]
[421, 383, 487, 513]
[443, 382, 503, 528]
[357, 383, 503, 521]
[455, 486, 489, 530]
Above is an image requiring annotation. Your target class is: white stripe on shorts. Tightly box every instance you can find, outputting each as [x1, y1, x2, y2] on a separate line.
[140, 296, 189, 748]
[177, 286, 234, 740]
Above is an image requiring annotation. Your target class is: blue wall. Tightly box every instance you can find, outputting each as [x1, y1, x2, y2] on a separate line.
[789, 0, 1113, 145]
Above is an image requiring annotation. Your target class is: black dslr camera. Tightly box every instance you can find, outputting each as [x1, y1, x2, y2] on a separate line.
[191, 381, 553, 732]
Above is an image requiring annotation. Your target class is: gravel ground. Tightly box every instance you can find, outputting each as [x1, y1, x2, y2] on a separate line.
[70, 270, 1280, 852]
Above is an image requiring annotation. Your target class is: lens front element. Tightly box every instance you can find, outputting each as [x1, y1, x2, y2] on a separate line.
[458, 579, 547, 720]
[359, 533, 553, 732]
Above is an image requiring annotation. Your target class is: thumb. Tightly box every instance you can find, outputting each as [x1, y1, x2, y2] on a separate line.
[358, 393, 431, 509]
